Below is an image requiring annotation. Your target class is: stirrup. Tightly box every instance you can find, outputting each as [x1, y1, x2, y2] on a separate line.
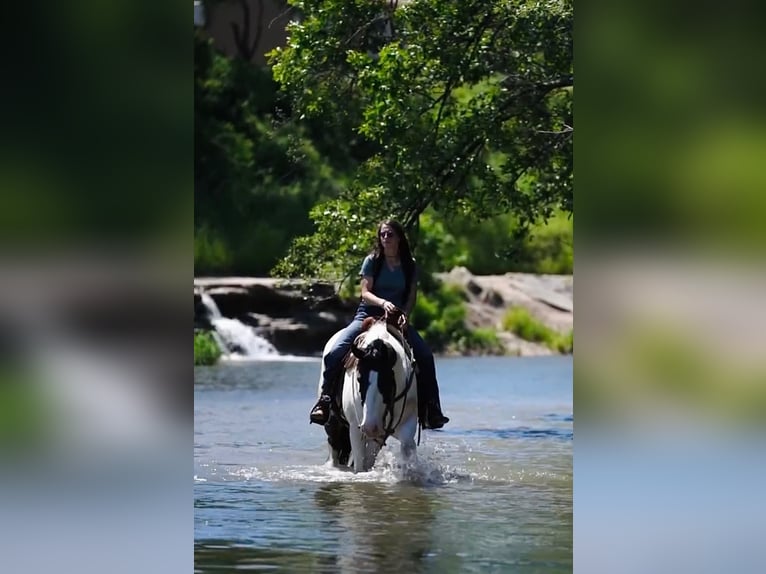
[309, 395, 331, 425]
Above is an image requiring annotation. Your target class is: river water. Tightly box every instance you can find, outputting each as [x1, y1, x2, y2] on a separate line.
[195, 356, 572, 573]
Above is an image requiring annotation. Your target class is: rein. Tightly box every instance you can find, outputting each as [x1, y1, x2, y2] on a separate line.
[378, 355, 416, 447]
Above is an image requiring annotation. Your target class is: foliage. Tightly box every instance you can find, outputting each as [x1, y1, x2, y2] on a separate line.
[508, 211, 573, 275]
[556, 329, 573, 353]
[270, 0, 572, 282]
[194, 224, 232, 273]
[194, 331, 222, 366]
[414, 211, 470, 277]
[418, 208, 573, 275]
[454, 327, 507, 355]
[194, 32, 348, 275]
[503, 306, 550, 342]
[409, 281, 463, 350]
[502, 306, 572, 353]
[410, 280, 504, 354]
[0, 372, 48, 448]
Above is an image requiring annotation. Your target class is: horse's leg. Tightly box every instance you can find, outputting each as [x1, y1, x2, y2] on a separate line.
[324, 414, 344, 467]
[397, 415, 419, 463]
[362, 439, 381, 471]
[330, 444, 340, 466]
[348, 425, 367, 473]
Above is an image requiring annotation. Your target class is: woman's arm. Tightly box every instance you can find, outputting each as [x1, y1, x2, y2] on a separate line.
[361, 275, 398, 313]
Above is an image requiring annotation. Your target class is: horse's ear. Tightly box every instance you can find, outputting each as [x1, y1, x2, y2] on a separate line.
[351, 343, 365, 359]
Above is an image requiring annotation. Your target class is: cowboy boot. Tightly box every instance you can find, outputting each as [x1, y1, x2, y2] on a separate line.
[310, 374, 337, 425]
[424, 400, 449, 430]
[309, 394, 332, 425]
[423, 378, 449, 430]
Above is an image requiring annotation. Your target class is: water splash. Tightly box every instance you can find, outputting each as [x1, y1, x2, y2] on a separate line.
[226, 446, 474, 486]
[199, 292, 280, 359]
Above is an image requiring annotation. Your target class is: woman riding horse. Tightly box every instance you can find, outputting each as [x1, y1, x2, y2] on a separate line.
[309, 220, 449, 430]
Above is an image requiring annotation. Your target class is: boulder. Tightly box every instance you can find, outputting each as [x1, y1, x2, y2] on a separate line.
[195, 277, 355, 355]
[194, 270, 573, 357]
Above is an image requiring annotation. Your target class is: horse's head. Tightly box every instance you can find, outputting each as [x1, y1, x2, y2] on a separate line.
[351, 322, 407, 438]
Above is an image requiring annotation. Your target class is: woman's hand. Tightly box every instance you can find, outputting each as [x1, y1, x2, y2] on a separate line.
[382, 300, 398, 314]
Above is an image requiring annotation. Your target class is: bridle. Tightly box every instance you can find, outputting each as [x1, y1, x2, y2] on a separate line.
[369, 362, 416, 446]
[353, 333, 416, 446]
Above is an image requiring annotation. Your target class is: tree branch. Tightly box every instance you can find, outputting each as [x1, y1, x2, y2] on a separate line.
[536, 124, 573, 135]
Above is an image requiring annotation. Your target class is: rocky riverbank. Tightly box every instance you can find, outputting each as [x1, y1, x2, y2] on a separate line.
[194, 268, 573, 357]
[437, 267, 572, 356]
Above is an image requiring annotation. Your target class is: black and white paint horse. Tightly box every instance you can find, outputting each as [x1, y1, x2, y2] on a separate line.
[318, 318, 418, 472]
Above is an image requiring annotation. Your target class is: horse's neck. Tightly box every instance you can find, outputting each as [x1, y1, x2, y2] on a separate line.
[370, 322, 412, 366]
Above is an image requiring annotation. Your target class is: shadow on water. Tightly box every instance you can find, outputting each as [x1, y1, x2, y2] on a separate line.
[312, 482, 443, 574]
[195, 482, 444, 574]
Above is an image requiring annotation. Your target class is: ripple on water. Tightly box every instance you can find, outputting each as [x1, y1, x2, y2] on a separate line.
[455, 427, 573, 440]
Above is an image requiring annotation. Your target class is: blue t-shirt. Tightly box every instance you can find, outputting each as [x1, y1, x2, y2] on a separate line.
[357, 254, 415, 316]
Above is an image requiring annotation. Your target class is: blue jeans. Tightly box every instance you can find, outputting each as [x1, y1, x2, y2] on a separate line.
[320, 318, 441, 411]
[407, 328, 440, 409]
[320, 319, 366, 393]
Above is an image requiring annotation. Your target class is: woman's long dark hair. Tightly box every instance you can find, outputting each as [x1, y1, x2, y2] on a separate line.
[370, 220, 416, 303]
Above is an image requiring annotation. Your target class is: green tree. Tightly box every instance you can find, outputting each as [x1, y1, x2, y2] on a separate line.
[270, 0, 572, 282]
[194, 32, 348, 276]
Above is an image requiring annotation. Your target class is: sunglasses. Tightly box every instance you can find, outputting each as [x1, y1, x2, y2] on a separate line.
[379, 230, 397, 238]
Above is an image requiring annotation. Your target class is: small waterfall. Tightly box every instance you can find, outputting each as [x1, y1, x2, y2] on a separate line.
[200, 292, 222, 320]
[199, 292, 279, 359]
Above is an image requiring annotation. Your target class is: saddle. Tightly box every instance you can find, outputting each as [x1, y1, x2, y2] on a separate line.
[343, 314, 413, 370]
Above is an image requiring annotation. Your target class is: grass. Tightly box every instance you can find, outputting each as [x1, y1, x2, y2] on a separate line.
[195, 331, 222, 366]
[451, 327, 507, 355]
[555, 329, 573, 354]
[502, 307, 572, 354]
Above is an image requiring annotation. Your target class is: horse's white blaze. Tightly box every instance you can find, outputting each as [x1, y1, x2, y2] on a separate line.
[360, 370, 382, 436]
